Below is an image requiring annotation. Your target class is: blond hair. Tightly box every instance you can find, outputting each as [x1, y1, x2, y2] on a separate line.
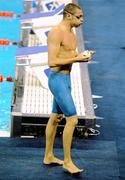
[63, 3, 81, 18]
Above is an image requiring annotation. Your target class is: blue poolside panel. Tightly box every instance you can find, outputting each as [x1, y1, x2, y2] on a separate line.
[16, 46, 48, 56]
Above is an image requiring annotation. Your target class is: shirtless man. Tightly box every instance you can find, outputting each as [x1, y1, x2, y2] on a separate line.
[43, 3, 95, 174]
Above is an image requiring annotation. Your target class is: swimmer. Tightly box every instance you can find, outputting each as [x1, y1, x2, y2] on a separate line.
[43, 3, 95, 174]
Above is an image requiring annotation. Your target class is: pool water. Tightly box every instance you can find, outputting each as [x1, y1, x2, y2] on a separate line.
[0, 0, 23, 132]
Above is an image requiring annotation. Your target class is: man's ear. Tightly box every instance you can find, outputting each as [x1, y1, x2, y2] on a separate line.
[67, 13, 72, 20]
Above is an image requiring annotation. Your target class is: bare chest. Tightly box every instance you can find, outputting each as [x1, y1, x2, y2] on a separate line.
[61, 32, 77, 50]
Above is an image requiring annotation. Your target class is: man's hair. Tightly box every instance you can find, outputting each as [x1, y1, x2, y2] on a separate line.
[63, 3, 81, 18]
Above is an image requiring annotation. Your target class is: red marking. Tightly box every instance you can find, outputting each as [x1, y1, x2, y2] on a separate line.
[12, 41, 17, 45]
[0, 39, 5, 45]
[0, 11, 14, 17]
[4, 40, 10, 45]
[0, 39, 17, 46]
[0, 74, 3, 83]
[6, 76, 13, 82]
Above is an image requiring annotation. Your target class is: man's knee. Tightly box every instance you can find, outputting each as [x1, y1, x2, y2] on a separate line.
[50, 113, 63, 124]
[66, 115, 78, 126]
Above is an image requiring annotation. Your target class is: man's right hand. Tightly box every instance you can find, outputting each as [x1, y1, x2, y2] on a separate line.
[77, 51, 92, 62]
[77, 50, 96, 62]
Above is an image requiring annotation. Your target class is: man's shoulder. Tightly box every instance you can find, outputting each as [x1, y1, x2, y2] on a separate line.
[49, 26, 63, 36]
[48, 26, 63, 42]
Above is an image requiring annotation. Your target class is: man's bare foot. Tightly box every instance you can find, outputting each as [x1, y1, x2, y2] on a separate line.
[43, 156, 63, 165]
[63, 162, 84, 174]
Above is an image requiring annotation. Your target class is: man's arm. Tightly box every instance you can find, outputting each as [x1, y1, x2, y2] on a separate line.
[47, 29, 92, 67]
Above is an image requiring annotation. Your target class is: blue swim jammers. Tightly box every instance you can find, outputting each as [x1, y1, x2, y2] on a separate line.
[48, 70, 77, 117]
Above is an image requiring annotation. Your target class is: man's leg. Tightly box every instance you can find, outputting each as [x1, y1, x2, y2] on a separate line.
[63, 115, 83, 173]
[43, 113, 63, 165]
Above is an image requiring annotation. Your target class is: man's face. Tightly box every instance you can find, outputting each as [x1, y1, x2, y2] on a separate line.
[70, 9, 84, 27]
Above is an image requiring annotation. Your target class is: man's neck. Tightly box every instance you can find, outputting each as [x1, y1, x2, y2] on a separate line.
[60, 20, 73, 32]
